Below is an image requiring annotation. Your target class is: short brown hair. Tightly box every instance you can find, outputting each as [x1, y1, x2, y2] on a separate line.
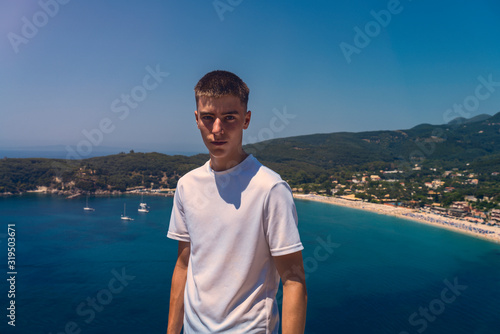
[194, 70, 249, 108]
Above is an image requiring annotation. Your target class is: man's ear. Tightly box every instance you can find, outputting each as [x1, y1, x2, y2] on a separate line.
[243, 110, 251, 129]
[194, 110, 201, 129]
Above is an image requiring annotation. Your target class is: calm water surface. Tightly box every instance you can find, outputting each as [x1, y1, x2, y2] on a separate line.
[0, 195, 499, 333]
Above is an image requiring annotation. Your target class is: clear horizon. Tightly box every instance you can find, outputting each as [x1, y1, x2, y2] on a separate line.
[1, 1, 500, 158]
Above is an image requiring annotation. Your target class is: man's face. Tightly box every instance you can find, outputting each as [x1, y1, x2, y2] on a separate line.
[195, 95, 251, 170]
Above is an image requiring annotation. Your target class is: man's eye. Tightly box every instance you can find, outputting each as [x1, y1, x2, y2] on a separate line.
[202, 116, 213, 121]
[226, 116, 235, 121]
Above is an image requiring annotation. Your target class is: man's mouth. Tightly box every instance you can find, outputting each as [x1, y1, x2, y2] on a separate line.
[211, 141, 227, 146]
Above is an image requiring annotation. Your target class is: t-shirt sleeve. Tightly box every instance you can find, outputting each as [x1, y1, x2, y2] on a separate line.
[167, 184, 190, 242]
[264, 181, 304, 256]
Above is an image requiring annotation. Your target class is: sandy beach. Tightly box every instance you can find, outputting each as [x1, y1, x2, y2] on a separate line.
[293, 193, 500, 244]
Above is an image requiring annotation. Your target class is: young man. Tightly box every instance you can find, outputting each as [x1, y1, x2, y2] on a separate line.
[167, 70, 307, 334]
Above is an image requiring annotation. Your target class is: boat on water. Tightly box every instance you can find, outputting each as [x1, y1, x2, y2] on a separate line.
[138, 202, 149, 213]
[121, 203, 134, 221]
[83, 195, 95, 211]
[138, 193, 149, 213]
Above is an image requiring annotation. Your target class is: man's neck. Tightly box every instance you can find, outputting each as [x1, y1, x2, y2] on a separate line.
[210, 152, 249, 172]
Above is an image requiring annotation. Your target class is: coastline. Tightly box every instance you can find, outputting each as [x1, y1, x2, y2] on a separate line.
[21, 187, 175, 198]
[2, 189, 175, 198]
[293, 193, 500, 244]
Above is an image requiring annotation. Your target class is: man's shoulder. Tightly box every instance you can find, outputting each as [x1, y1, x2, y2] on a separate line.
[177, 161, 209, 185]
[255, 162, 282, 183]
[251, 157, 287, 190]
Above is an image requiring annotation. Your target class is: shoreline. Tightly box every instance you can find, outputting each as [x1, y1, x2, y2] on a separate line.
[26, 188, 174, 197]
[293, 193, 500, 244]
[1, 190, 174, 198]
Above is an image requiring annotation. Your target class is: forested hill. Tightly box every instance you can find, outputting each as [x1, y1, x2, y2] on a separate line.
[246, 112, 500, 174]
[0, 112, 499, 194]
[0, 152, 209, 194]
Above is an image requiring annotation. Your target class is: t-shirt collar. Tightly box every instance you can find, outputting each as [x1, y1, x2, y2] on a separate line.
[207, 154, 254, 176]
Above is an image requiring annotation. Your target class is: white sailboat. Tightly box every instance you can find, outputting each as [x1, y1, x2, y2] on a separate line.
[121, 203, 134, 221]
[83, 195, 95, 211]
[138, 193, 149, 213]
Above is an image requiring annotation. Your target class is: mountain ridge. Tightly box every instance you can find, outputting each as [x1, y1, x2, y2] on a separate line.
[245, 111, 500, 171]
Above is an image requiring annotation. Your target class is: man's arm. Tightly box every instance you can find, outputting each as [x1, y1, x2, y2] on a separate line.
[167, 241, 190, 334]
[273, 251, 307, 334]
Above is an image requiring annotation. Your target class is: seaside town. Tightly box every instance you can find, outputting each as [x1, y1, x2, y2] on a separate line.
[290, 162, 500, 242]
[293, 167, 499, 224]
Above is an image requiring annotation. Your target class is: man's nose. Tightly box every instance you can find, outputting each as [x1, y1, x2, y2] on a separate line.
[212, 118, 223, 135]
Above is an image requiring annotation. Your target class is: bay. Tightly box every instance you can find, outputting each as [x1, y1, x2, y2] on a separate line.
[0, 195, 499, 333]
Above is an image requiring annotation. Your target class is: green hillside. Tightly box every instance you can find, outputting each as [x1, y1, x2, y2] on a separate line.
[0, 152, 208, 194]
[246, 112, 500, 175]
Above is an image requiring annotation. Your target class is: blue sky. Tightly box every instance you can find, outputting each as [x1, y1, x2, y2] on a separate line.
[1, 0, 500, 157]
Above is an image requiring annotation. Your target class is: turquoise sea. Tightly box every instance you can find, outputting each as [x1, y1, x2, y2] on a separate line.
[1, 194, 500, 333]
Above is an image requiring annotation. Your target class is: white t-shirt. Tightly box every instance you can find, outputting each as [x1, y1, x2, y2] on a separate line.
[167, 154, 303, 333]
